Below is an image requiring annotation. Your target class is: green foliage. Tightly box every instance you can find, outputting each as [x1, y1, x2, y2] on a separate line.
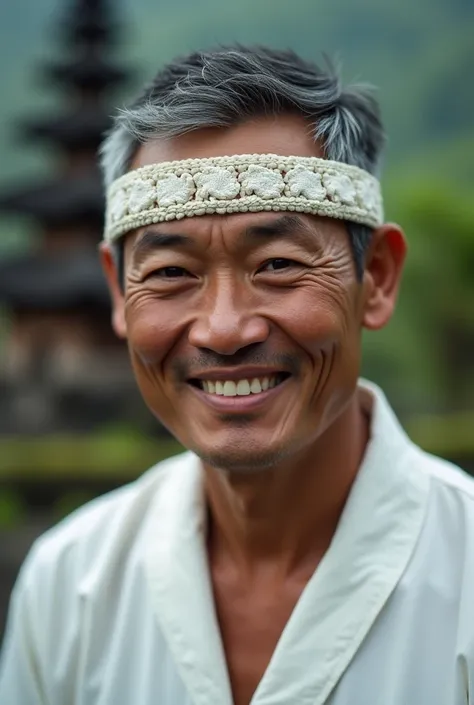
[54, 491, 99, 521]
[406, 412, 474, 457]
[363, 175, 474, 413]
[0, 489, 27, 528]
[0, 434, 184, 480]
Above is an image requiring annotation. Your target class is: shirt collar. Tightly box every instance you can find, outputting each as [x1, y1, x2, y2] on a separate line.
[144, 380, 430, 705]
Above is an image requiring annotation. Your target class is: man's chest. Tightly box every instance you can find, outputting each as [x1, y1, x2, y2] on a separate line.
[208, 560, 468, 705]
[211, 577, 311, 705]
[86, 588, 466, 705]
[47, 572, 468, 705]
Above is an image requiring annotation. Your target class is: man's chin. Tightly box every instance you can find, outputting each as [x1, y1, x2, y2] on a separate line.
[191, 440, 291, 475]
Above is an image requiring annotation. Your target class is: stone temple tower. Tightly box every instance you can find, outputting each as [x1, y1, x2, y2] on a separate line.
[0, 0, 145, 434]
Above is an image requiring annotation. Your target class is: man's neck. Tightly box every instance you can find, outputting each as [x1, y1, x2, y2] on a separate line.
[204, 391, 370, 579]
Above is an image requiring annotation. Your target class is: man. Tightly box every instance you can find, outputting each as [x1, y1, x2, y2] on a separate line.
[1, 46, 473, 705]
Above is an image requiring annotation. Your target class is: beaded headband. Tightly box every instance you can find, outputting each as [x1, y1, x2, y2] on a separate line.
[104, 153, 384, 243]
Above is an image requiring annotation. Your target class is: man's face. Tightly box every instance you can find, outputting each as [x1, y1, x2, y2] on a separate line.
[102, 115, 404, 472]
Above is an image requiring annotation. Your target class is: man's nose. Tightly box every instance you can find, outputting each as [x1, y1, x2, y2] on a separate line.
[187, 281, 270, 355]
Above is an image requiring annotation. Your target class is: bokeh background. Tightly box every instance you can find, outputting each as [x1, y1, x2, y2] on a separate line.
[0, 0, 473, 640]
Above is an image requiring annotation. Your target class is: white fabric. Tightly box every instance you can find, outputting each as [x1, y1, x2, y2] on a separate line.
[1, 380, 474, 704]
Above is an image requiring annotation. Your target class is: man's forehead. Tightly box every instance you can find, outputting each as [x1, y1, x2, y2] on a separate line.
[124, 212, 342, 265]
[129, 114, 325, 171]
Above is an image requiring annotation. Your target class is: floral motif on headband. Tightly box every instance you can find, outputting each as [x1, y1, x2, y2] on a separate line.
[356, 179, 380, 214]
[195, 167, 240, 200]
[127, 178, 157, 214]
[322, 173, 357, 206]
[284, 167, 326, 201]
[156, 173, 195, 207]
[238, 166, 285, 199]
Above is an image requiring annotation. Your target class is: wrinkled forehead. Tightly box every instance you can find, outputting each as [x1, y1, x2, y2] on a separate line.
[124, 212, 348, 269]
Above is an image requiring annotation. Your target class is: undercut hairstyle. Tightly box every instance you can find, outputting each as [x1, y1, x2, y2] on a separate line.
[100, 45, 386, 281]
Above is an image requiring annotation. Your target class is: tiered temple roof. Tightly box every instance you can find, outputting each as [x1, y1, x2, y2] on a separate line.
[0, 250, 110, 310]
[20, 109, 113, 151]
[0, 0, 130, 308]
[0, 173, 104, 226]
[0, 1, 153, 437]
[60, 0, 120, 48]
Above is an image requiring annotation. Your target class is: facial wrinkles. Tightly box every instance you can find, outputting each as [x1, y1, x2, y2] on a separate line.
[126, 219, 354, 346]
[124, 247, 168, 317]
[212, 230, 350, 444]
[288, 235, 358, 427]
[122, 212, 359, 451]
[186, 217, 319, 376]
[122, 222, 267, 426]
[124, 257, 184, 415]
[307, 236, 356, 336]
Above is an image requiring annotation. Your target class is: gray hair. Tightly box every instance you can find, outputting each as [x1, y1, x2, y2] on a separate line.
[101, 46, 385, 279]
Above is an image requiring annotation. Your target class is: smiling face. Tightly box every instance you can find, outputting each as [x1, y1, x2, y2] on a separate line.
[101, 115, 406, 473]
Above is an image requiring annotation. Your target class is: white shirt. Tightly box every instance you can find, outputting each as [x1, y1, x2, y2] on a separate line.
[1, 380, 474, 705]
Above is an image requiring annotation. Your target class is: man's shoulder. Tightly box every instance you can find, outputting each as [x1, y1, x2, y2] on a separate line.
[415, 445, 474, 505]
[24, 451, 193, 584]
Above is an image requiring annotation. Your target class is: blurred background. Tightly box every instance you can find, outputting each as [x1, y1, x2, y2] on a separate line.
[0, 0, 472, 639]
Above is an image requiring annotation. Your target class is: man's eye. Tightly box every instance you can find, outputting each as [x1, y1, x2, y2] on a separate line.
[259, 258, 298, 272]
[149, 266, 190, 279]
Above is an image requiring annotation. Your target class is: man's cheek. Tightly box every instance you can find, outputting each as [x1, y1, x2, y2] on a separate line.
[126, 309, 172, 366]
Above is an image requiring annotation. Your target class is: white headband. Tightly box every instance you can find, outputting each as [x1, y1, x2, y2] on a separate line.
[104, 153, 383, 243]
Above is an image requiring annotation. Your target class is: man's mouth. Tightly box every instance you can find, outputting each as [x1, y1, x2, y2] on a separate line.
[188, 372, 290, 397]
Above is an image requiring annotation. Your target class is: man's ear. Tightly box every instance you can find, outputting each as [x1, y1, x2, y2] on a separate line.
[362, 223, 407, 331]
[99, 242, 127, 339]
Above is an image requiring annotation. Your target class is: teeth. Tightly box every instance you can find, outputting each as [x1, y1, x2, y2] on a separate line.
[236, 380, 251, 396]
[200, 375, 284, 396]
[223, 381, 237, 397]
[250, 378, 262, 394]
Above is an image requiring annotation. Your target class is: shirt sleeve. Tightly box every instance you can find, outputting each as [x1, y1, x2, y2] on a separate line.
[0, 546, 49, 705]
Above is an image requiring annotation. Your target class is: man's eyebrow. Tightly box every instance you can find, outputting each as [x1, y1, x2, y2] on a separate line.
[131, 215, 319, 266]
[243, 214, 318, 246]
[131, 230, 192, 266]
